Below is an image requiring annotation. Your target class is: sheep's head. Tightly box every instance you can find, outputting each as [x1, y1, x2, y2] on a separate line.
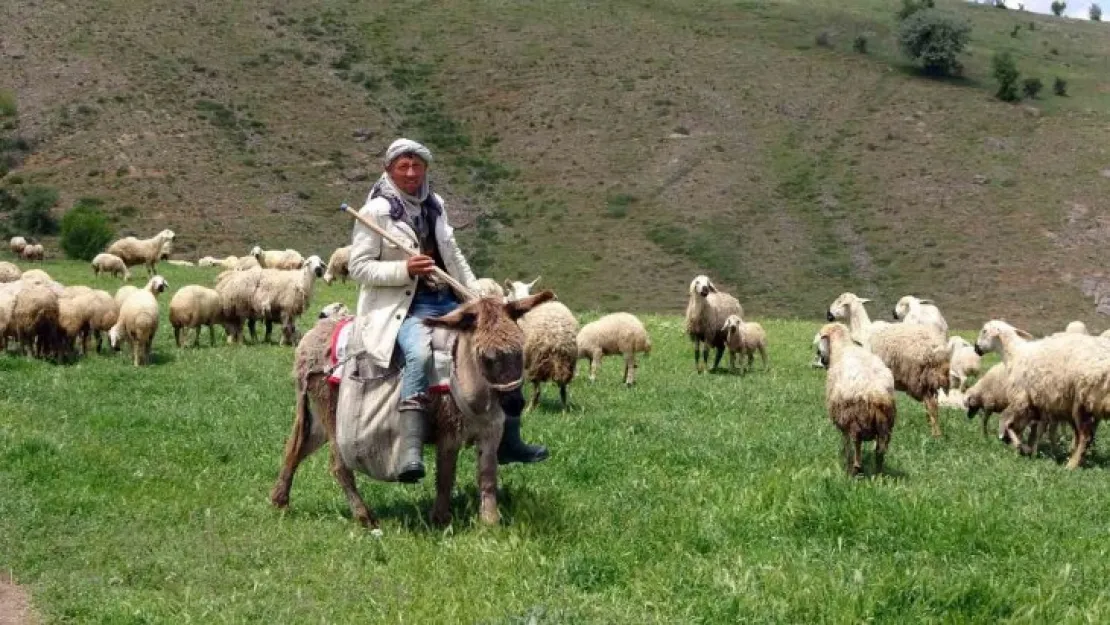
[689, 275, 716, 298]
[424, 289, 556, 392]
[318, 302, 350, 319]
[827, 292, 866, 323]
[158, 229, 176, 241]
[1066, 320, 1089, 335]
[974, 320, 1032, 356]
[814, 322, 851, 367]
[250, 246, 263, 258]
[302, 255, 325, 278]
[503, 276, 540, 302]
[146, 275, 169, 295]
[722, 314, 742, 339]
[947, 335, 972, 353]
[965, 385, 983, 419]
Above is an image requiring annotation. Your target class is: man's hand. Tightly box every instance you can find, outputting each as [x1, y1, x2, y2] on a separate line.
[406, 255, 436, 278]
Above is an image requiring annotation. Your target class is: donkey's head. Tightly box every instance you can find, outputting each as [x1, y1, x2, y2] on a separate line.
[424, 290, 556, 392]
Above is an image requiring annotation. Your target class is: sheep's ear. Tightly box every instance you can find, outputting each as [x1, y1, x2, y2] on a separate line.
[505, 290, 555, 320]
[858, 298, 871, 304]
[707, 280, 718, 293]
[920, 299, 935, 305]
[424, 308, 477, 332]
[1015, 328, 1034, 340]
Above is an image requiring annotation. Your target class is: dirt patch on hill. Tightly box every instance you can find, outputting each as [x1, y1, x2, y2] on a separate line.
[0, 577, 38, 625]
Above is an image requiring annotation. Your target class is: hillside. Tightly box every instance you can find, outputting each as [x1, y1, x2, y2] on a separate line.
[3, 0, 1110, 332]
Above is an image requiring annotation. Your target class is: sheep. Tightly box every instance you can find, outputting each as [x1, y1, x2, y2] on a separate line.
[169, 285, 224, 347]
[0, 261, 21, 283]
[250, 246, 303, 270]
[722, 314, 767, 375]
[316, 302, 349, 319]
[198, 256, 219, 267]
[504, 276, 542, 302]
[576, 312, 652, 386]
[815, 322, 897, 477]
[973, 320, 1108, 468]
[91, 253, 131, 281]
[235, 256, 261, 271]
[84, 290, 119, 353]
[0, 280, 24, 351]
[106, 285, 140, 350]
[323, 246, 350, 284]
[947, 335, 981, 391]
[215, 266, 263, 344]
[105, 229, 174, 276]
[10, 236, 27, 256]
[937, 388, 968, 411]
[1066, 320, 1090, 335]
[159, 234, 176, 261]
[58, 289, 100, 360]
[20, 244, 44, 262]
[11, 283, 62, 359]
[471, 278, 506, 300]
[20, 268, 53, 285]
[249, 256, 325, 345]
[167, 259, 195, 267]
[828, 292, 950, 437]
[892, 295, 948, 337]
[501, 277, 580, 409]
[964, 363, 1010, 437]
[115, 276, 170, 366]
[1102, 329, 1110, 340]
[685, 275, 744, 373]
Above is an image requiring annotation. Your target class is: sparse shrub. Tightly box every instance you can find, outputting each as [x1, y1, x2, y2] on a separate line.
[853, 34, 869, 53]
[897, 9, 972, 76]
[994, 0, 1008, 8]
[13, 186, 59, 236]
[897, 0, 935, 21]
[1022, 77, 1043, 99]
[1091, 2, 1102, 20]
[1054, 76, 1069, 96]
[60, 198, 115, 261]
[0, 90, 16, 118]
[1028, 20, 1035, 29]
[605, 194, 638, 218]
[1010, 24, 1021, 37]
[992, 52, 1021, 102]
[1051, 0, 1067, 15]
[815, 31, 832, 47]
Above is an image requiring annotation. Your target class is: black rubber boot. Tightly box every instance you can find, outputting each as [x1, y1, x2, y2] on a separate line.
[396, 408, 427, 483]
[497, 389, 549, 465]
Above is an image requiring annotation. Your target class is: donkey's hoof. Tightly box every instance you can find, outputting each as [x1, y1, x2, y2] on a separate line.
[430, 509, 452, 527]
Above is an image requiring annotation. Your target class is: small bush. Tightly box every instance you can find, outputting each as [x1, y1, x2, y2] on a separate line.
[1051, 0, 1066, 15]
[1010, 24, 1021, 37]
[0, 90, 16, 118]
[897, 9, 972, 77]
[994, 0, 1008, 8]
[815, 31, 832, 47]
[1022, 77, 1043, 99]
[853, 34, 869, 53]
[992, 52, 1021, 102]
[1054, 76, 1068, 96]
[897, 0, 935, 21]
[605, 194, 638, 218]
[1091, 3, 1102, 20]
[61, 198, 115, 261]
[13, 186, 59, 235]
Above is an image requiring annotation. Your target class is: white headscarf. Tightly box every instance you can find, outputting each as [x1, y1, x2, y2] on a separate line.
[380, 138, 434, 204]
[383, 138, 433, 168]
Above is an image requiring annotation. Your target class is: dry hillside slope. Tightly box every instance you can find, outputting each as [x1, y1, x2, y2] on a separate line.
[3, 0, 1110, 332]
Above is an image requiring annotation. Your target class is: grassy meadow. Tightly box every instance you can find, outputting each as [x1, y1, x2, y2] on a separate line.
[3, 260, 1110, 623]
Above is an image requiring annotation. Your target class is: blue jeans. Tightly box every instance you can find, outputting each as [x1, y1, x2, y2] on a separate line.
[397, 288, 460, 403]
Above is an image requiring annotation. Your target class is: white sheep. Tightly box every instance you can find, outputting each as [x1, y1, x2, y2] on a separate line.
[471, 278, 506, 300]
[722, 314, 767, 374]
[504, 276, 542, 302]
[1065, 320, 1090, 335]
[91, 253, 131, 281]
[576, 312, 652, 386]
[316, 302, 350, 320]
[11, 283, 62, 358]
[964, 363, 1010, 437]
[20, 244, 44, 262]
[169, 285, 224, 347]
[85, 290, 120, 354]
[892, 295, 948, 337]
[518, 298, 579, 411]
[816, 322, 897, 477]
[9, 236, 27, 256]
[250, 246, 304, 270]
[115, 275, 170, 366]
[105, 229, 174, 276]
[0, 261, 21, 283]
[323, 246, 350, 284]
[166, 259, 195, 267]
[250, 256, 325, 345]
[828, 292, 950, 437]
[235, 256, 261, 271]
[947, 335, 981, 391]
[685, 275, 743, 373]
[215, 266, 263, 344]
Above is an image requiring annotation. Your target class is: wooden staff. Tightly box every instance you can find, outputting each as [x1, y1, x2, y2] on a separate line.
[340, 203, 477, 301]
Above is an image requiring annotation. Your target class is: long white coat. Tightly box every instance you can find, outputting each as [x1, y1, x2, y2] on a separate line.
[348, 194, 477, 367]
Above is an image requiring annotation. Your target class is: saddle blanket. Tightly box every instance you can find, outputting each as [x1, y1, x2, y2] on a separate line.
[328, 316, 451, 393]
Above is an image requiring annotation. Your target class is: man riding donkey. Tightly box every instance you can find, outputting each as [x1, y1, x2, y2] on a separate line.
[348, 137, 549, 482]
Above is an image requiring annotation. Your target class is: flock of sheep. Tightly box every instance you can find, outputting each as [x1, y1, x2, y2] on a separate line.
[7, 228, 1109, 477]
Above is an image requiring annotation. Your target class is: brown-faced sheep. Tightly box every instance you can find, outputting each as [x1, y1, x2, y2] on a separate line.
[685, 275, 743, 374]
[105, 229, 174, 276]
[722, 314, 767, 375]
[576, 312, 652, 386]
[816, 322, 897, 477]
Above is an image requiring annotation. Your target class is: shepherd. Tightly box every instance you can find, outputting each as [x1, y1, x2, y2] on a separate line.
[348, 137, 549, 483]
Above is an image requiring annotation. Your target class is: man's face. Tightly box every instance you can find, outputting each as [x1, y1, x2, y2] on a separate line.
[386, 155, 427, 196]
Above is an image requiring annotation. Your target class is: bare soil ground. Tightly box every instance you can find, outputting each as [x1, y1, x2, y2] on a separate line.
[0, 577, 36, 625]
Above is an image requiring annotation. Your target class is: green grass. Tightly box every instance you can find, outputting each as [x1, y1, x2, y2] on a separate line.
[5, 260, 1110, 623]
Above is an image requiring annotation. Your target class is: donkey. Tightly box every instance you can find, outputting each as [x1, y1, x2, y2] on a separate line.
[269, 290, 556, 528]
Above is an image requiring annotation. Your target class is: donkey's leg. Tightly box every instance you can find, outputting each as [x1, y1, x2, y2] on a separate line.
[270, 381, 328, 508]
[318, 383, 376, 527]
[431, 436, 461, 526]
[477, 423, 503, 526]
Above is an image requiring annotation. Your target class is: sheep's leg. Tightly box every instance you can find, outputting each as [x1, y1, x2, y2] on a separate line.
[194, 326, 203, 348]
[431, 436, 461, 526]
[1065, 419, 1093, 470]
[623, 351, 636, 387]
[476, 424, 502, 526]
[559, 383, 568, 411]
[589, 354, 600, 383]
[693, 340, 703, 373]
[851, 438, 863, 476]
[208, 324, 216, 347]
[526, 380, 540, 413]
[875, 434, 889, 475]
[981, 410, 990, 437]
[173, 326, 182, 348]
[759, 346, 768, 370]
[270, 385, 328, 509]
[712, 345, 725, 372]
[700, 345, 710, 373]
[924, 394, 942, 438]
[727, 349, 735, 371]
[247, 319, 258, 344]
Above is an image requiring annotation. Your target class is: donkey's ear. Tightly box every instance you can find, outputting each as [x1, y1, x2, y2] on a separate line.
[505, 289, 556, 320]
[424, 309, 477, 332]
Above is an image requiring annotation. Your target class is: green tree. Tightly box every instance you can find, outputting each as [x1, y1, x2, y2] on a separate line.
[13, 186, 59, 235]
[1051, 1, 1067, 16]
[60, 198, 115, 261]
[898, 9, 972, 76]
[992, 52, 1021, 102]
[1090, 3, 1102, 20]
[1022, 77, 1044, 99]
